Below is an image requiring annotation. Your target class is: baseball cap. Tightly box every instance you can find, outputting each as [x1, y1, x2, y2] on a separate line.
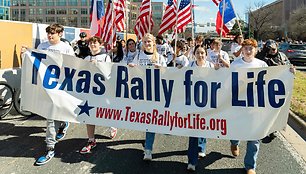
[265, 40, 277, 49]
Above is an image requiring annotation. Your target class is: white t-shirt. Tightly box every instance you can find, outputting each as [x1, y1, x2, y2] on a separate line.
[121, 51, 137, 65]
[175, 54, 189, 67]
[37, 41, 74, 56]
[84, 53, 111, 62]
[207, 50, 230, 68]
[231, 57, 268, 68]
[156, 43, 170, 56]
[189, 60, 214, 68]
[130, 51, 167, 67]
[231, 43, 243, 59]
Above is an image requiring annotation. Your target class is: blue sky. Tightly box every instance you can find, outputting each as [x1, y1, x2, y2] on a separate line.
[154, 0, 276, 24]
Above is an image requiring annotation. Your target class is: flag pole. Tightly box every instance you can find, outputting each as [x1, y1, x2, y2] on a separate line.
[125, 0, 128, 42]
[174, 0, 180, 67]
[111, 0, 115, 61]
[191, 0, 195, 41]
[149, 0, 152, 33]
[229, 0, 242, 36]
[220, 0, 226, 40]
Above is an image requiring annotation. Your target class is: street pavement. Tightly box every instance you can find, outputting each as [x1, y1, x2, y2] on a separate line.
[0, 112, 305, 174]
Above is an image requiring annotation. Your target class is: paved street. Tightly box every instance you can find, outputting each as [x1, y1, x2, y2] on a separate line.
[0, 112, 305, 174]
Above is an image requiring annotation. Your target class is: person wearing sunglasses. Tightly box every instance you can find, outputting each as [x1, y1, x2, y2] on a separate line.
[256, 39, 290, 66]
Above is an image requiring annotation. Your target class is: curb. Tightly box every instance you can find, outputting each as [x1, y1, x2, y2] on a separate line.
[289, 110, 306, 130]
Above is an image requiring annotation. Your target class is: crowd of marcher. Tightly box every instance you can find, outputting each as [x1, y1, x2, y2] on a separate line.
[20, 23, 296, 174]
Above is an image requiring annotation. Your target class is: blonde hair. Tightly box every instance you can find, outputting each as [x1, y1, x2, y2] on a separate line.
[142, 33, 159, 63]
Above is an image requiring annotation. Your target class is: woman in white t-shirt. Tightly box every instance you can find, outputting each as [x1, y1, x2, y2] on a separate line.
[129, 34, 167, 67]
[122, 38, 137, 65]
[129, 33, 166, 161]
[80, 36, 117, 154]
[187, 45, 215, 171]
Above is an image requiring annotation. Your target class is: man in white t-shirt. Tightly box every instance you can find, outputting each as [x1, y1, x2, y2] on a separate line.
[231, 34, 244, 60]
[23, 23, 74, 166]
[207, 39, 230, 68]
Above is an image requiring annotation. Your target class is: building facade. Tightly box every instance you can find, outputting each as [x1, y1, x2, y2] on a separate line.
[0, 0, 10, 20]
[10, 0, 91, 28]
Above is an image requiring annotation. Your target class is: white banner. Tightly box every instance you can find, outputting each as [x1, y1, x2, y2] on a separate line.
[21, 50, 295, 140]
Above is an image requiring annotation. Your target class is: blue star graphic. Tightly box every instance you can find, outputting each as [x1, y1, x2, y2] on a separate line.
[78, 101, 94, 116]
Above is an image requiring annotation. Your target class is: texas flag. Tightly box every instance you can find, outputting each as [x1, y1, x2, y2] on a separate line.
[216, 0, 236, 36]
[90, 0, 105, 36]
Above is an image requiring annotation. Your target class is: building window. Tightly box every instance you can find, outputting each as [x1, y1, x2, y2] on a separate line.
[36, 17, 44, 23]
[81, 17, 88, 27]
[46, 17, 55, 23]
[37, 9, 43, 15]
[81, 0, 88, 6]
[69, 8, 78, 15]
[29, 9, 36, 15]
[68, 0, 78, 6]
[81, 8, 88, 15]
[57, 17, 67, 24]
[37, 0, 44, 6]
[12, 0, 19, 6]
[57, 0, 66, 6]
[57, 9, 67, 15]
[68, 17, 78, 27]
[46, 9, 55, 15]
[12, 9, 19, 15]
[20, 9, 26, 15]
[28, 0, 35, 6]
[46, 0, 55, 6]
[28, 17, 35, 22]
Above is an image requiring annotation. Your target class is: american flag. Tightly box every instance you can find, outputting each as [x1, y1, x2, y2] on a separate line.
[101, 0, 125, 47]
[212, 0, 222, 6]
[158, 0, 177, 35]
[176, 0, 192, 33]
[89, 0, 105, 36]
[134, 0, 154, 40]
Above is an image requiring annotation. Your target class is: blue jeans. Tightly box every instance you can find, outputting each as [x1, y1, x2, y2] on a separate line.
[198, 138, 207, 153]
[231, 140, 260, 170]
[144, 132, 155, 150]
[187, 137, 207, 165]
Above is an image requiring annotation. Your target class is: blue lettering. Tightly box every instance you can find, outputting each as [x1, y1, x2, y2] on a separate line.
[247, 72, 254, 107]
[268, 80, 285, 108]
[194, 81, 208, 107]
[43, 65, 60, 89]
[116, 66, 129, 98]
[59, 67, 76, 91]
[146, 69, 152, 101]
[31, 52, 47, 85]
[256, 70, 267, 107]
[76, 70, 91, 93]
[232, 72, 246, 106]
[154, 69, 160, 101]
[210, 82, 221, 108]
[162, 79, 174, 108]
[93, 73, 105, 95]
[131, 77, 144, 99]
[184, 70, 193, 105]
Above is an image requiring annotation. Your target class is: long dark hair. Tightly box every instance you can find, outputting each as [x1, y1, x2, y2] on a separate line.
[113, 41, 124, 62]
[126, 38, 136, 53]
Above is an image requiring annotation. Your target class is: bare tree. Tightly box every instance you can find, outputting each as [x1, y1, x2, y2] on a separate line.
[288, 7, 306, 41]
[246, 1, 274, 40]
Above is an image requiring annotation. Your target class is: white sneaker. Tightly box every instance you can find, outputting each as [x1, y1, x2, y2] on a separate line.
[198, 152, 206, 158]
[109, 127, 117, 139]
[187, 164, 196, 171]
[143, 149, 152, 161]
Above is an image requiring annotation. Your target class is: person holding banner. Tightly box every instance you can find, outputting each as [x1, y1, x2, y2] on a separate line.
[79, 36, 118, 154]
[27, 23, 75, 166]
[128, 33, 167, 161]
[230, 38, 268, 174]
[186, 45, 215, 171]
